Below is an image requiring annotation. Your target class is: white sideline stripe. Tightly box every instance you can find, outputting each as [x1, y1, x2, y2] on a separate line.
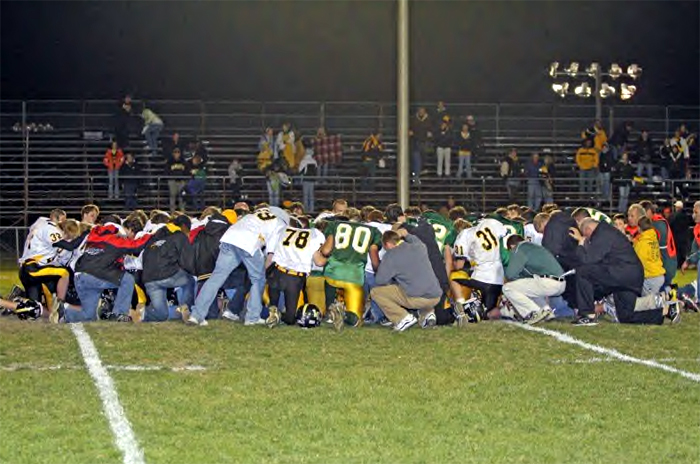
[510, 322, 700, 383]
[552, 357, 700, 365]
[70, 324, 146, 464]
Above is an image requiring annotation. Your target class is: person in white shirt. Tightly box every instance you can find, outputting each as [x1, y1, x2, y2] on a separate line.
[266, 216, 326, 326]
[186, 206, 289, 326]
[363, 210, 392, 323]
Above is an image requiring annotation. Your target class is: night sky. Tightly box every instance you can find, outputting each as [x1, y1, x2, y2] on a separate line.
[1, 1, 698, 105]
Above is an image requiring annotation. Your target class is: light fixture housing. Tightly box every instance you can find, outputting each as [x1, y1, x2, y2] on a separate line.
[552, 82, 569, 98]
[548, 62, 560, 78]
[608, 63, 623, 79]
[585, 63, 600, 78]
[565, 62, 580, 77]
[627, 64, 642, 79]
[621, 83, 637, 100]
[599, 83, 616, 98]
[574, 82, 592, 98]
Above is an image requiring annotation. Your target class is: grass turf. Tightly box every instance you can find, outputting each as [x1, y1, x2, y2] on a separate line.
[1, 315, 699, 464]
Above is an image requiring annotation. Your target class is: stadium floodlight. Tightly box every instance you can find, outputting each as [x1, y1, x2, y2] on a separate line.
[599, 83, 616, 98]
[574, 82, 592, 98]
[608, 63, 623, 79]
[548, 62, 560, 78]
[620, 83, 637, 100]
[585, 62, 600, 78]
[627, 64, 642, 79]
[552, 82, 569, 98]
[564, 62, 580, 77]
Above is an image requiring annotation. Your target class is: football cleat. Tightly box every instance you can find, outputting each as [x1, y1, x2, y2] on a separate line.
[523, 307, 553, 325]
[666, 301, 681, 324]
[327, 302, 345, 332]
[7, 285, 25, 301]
[421, 311, 437, 329]
[679, 294, 699, 313]
[452, 301, 468, 328]
[266, 305, 281, 328]
[572, 315, 598, 326]
[462, 297, 482, 323]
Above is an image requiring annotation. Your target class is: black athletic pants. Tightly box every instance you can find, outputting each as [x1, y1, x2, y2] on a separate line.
[464, 279, 502, 311]
[269, 267, 306, 325]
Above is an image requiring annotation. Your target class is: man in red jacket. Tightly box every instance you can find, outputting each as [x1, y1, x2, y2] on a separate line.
[103, 141, 124, 199]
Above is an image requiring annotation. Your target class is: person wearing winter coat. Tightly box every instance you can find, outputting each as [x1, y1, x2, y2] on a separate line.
[103, 141, 124, 199]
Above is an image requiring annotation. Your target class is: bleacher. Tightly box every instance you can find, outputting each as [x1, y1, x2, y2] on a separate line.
[1, 100, 698, 227]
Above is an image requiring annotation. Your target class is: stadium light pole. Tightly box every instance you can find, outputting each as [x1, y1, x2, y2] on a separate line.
[397, 0, 409, 209]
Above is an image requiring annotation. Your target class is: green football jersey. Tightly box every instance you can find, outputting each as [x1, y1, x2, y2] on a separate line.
[422, 212, 456, 252]
[324, 221, 382, 285]
[585, 208, 611, 224]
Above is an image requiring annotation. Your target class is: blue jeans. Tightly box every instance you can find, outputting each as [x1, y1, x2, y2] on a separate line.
[144, 269, 196, 322]
[70, 272, 135, 322]
[191, 243, 265, 323]
[457, 155, 472, 178]
[144, 122, 163, 152]
[124, 182, 138, 209]
[618, 185, 631, 212]
[302, 182, 315, 213]
[363, 272, 385, 322]
[526, 179, 542, 211]
[636, 163, 653, 178]
[411, 146, 422, 176]
[108, 170, 119, 198]
[598, 172, 611, 202]
[579, 169, 596, 194]
[187, 178, 206, 211]
[266, 181, 280, 207]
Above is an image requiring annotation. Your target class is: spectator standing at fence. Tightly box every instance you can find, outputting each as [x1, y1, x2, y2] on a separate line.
[166, 148, 187, 212]
[298, 142, 318, 212]
[455, 123, 475, 178]
[465, 115, 483, 159]
[575, 138, 598, 196]
[525, 153, 543, 211]
[361, 130, 383, 190]
[597, 143, 614, 207]
[115, 94, 132, 150]
[141, 106, 163, 154]
[669, 200, 692, 268]
[409, 107, 432, 179]
[609, 121, 633, 161]
[277, 122, 296, 170]
[434, 118, 453, 177]
[541, 154, 556, 205]
[581, 120, 608, 153]
[121, 153, 141, 209]
[228, 159, 243, 205]
[635, 129, 655, 178]
[613, 152, 635, 213]
[501, 148, 522, 202]
[186, 154, 207, 212]
[103, 141, 124, 200]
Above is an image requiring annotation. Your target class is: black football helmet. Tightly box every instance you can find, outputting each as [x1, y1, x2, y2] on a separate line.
[296, 303, 322, 328]
[14, 299, 43, 320]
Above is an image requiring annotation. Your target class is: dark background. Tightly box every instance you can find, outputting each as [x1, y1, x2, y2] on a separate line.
[1, 0, 698, 105]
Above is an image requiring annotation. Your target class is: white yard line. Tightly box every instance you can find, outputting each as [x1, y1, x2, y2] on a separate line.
[70, 323, 146, 464]
[551, 357, 700, 365]
[511, 322, 700, 383]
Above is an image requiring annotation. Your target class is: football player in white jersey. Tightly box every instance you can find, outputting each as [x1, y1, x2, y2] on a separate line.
[18, 209, 71, 316]
[266, 216, 326, 326]
[453, 217, 509, 317]
[187, 206, 289, 326]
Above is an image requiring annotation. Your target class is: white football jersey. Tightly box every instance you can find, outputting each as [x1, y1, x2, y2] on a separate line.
[19, 221, 63, 266]
[453, 218, 506, 285]
[220, 208, 287, 255]
[54, 234, 89, 271]
[524, 223, 543, 245]
[271, 227, 325, 274]
[364, 221, 391, 273]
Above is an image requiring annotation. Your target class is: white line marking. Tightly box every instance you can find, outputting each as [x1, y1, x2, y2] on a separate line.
[70, 323, 146, 464]
[510, 322, 700, 383]
[551, 357, 700, 365]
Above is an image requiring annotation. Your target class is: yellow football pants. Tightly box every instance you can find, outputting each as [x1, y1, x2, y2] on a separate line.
[325, 278, 365, 323]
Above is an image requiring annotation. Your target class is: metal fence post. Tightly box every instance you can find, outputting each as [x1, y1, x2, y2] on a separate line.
[320, 102, 326, 129]
[495, 104, 501, 147]
[22, 101, 28, 228]
[665, 106, 670, 136]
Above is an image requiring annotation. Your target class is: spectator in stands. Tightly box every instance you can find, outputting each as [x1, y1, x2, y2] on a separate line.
[635, 129, 655, 178]
[166, 148, 187, 212]
[185, 154, 207, 212]
[163, 132, 185, 159]
[298, 141, 318, 212]
[115, 94, 132, 150]
[597, 143, 614, 206]
[103, 141, 124, 200]
[361, 130, 383, 190]
[277, 122, 296, 171]
[121, 152, 141, 209]
[669, 132, 687, 180]
[525, 153, 543, 211]
[259, 127, 278, 159]
[465, 115, 483, 159]
[186, 139, 209, 164]
[141, 106, 163, 154]
[669, 200, 692, 266]
[228, 159, 243, 204]
[409, 107, 432, 178]
[613, 152, 635, 212]
[500, 148, 522, 202]
[435, 101, 450, 125]
[575, 138, 598, 195]
[609, 121, 633, 161]
[541, 154, 556, 205]
[455, 123, 474, 179]
[581, 120, 608, 153]
[434, 118, 453, 177]
[658, 138, 673, 180]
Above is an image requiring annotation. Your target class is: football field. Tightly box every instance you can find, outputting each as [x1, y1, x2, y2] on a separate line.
[1, 269, 699, 464]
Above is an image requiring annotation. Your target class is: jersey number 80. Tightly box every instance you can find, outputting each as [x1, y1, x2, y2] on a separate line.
[335, 224, 372, 254]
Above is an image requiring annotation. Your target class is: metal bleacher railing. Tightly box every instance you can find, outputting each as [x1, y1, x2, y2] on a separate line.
[0, 99, 698, 229]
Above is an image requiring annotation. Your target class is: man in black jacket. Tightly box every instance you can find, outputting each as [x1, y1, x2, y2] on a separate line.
[568, 218, 659, 325]
[140, 215, 195, 322]
[540, 210, 580, 309]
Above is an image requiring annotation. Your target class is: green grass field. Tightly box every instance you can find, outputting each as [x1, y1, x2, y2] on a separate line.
[1, 266, 699, 464]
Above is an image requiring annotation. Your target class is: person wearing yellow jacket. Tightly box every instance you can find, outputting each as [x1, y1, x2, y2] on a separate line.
[633, 216, 666, 295]
[575, 138, 599, 195]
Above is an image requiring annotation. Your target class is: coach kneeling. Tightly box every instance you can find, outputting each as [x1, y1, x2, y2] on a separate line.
[370, 229, 442, 332]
